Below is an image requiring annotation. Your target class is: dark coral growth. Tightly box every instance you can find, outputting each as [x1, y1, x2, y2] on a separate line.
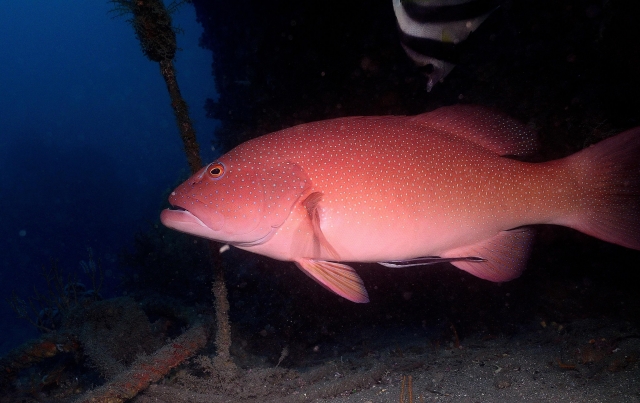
[111, 0, 178, 62]
[160, 58, 203, 173]
[0, 295, 206, 402]
[2, 252, 208, 401]
[65, 297, 164, 379]
[133, 0, 176, 62]
[75, 321, 208, 403]
[110, 0, 203, 173]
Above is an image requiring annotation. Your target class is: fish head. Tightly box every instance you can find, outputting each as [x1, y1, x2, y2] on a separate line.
[160, 155, 311, 246]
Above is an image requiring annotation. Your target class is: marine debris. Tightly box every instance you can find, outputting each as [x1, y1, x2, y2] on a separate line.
[110, 0, 201, 172]
[2, 281, 208, 402]
[111, 0, 232, 373]
[74, 322, 209, 403]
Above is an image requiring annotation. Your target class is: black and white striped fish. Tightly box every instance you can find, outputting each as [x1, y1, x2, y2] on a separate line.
[393, 0, 502, 91]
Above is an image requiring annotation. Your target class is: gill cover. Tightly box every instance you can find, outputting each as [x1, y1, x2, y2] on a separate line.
[167, 160, 311, 245]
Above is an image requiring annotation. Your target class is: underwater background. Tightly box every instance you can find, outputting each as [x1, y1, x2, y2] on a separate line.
[0, 0, 217, 355]
[1, 0, 639, 402]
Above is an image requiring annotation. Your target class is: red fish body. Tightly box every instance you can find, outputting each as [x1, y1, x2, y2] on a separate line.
[161, 105, 640, 303]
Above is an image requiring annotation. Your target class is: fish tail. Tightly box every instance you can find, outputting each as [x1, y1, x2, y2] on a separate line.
[559, 127, 640, 250]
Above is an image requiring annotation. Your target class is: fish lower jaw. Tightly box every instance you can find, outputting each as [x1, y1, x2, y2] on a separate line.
[160, 208, 223, 240]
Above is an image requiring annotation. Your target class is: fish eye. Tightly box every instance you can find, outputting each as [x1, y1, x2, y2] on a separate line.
[208, 163, 225, 178]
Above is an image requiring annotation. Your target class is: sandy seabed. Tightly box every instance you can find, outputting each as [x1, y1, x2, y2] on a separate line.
[134, 318, 640, 403]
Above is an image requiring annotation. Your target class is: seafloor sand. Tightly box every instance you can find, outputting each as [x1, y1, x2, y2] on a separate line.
[132, 318, 640, 403]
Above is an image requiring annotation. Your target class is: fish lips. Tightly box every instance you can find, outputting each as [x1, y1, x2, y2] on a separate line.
[160, 206, 279, 246]
[160, 205, 225, 241]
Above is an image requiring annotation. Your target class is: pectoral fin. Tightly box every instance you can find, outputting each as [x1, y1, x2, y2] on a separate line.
[301, 192, 340, 259]
[295, 258, 369, 303]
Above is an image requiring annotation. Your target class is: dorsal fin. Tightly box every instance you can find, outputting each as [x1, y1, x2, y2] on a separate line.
[411, 104, 539, 157]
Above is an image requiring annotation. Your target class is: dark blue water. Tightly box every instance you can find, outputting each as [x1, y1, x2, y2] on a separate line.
[0, 1, 217, 355]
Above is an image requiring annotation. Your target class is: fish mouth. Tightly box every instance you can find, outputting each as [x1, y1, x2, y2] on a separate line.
[160, 203, 225, 240]
[160, 206, 276, 246]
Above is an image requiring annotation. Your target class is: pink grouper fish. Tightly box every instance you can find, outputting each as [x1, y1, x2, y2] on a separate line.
[160, 105, 640, 303]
